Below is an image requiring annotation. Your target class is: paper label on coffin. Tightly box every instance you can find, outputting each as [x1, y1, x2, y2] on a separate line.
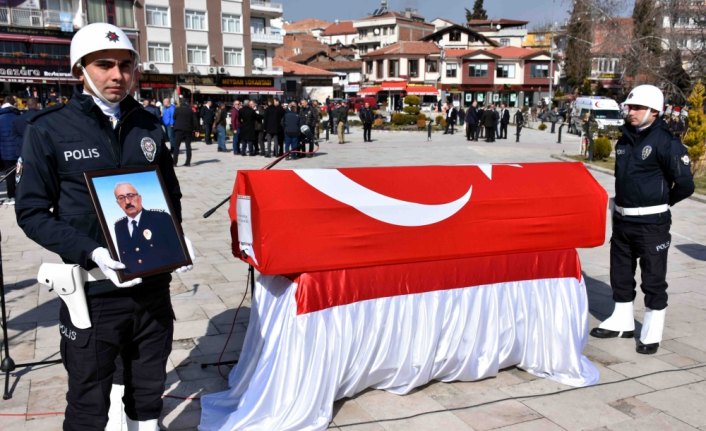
[228, 162, 608, 274]
[235, 195, 257, 264]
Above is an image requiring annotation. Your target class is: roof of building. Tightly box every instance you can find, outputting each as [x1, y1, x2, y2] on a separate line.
[284, 19, 332, 34]
[487, 45, 545, 59]
[443, 48, 494, 59]
[468, 18, 529, 28]
[357, 10, 432, 26]
[287, 50, 332, 63]
[322, 20, 357, 36]
[362, 40, 439, 58]
[420, 24, 499, 47]
[273, 58, 337, 76]
[309, 60, 363, 71]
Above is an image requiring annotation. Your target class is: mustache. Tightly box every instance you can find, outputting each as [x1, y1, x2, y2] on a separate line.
[125, 203, 135, 209]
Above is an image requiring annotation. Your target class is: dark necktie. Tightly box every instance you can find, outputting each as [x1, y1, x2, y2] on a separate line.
[131, 220, 137, 237]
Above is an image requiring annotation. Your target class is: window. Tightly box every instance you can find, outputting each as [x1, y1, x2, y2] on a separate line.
[114, 0, 134, 28]
[222, 14, 241, 33]
[86, 0, 133, 27]
[426, 60, 438, 73]
[376, 59, 383, 78]
[499, 38, 510, 46]
[46, 0, 73, 12]
[185, 10, 206, 31]
[468, 63, 488, 77]
[30, 43, 69, 59]
[148, 42, 171, 63]
[146, 6, 169, 27]
[389, 59, 399, 77]
[530, 64, 549, 78]
[535, 34, 545, 43]
[224, 47, 243, 66]
[496, 64, 515, 78]
[445, 63, 458, 78]
[366, 61, 373, 74]
[409, 59, 419, 77]
[86, 0, 106, 22]
[251, 17, 266, 34]
[252, 48, 267, 68]
[449, 31, 461, 42]
[187, 45, 208, 64]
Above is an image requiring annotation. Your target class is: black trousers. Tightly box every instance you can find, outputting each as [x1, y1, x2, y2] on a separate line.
[466, 124, 477, 140]
[500, 123, 508, 139]
[515, 124, 522, 142]
[485, 126, 495, 141]
[363, 123, 372, 142]
[172, 130, 192, 166]
[60, 287, 174, 431]
[610, 219, 671, 310]
[203, 123, 213, 145]
[1, 158, 17, 199]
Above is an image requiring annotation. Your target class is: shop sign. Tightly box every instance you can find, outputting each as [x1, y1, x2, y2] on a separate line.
[218, 76, 274, 87]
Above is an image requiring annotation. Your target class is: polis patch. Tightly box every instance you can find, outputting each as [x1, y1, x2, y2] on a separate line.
[15, 156, 23, 184]
[141, 137, 156, 162]
[641, 145, 652, 160]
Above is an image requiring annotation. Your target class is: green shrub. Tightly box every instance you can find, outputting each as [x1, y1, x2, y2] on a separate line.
[538, 123, 547, 131]
[391, 113, 418, 125]
[435, 115, 445, 127]
[593, 136, 612, 159]
[403, 106, 420, 115]
[404, 95, 420, 106]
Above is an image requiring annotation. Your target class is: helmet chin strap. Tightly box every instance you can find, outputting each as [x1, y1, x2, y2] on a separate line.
[636, 109, 653, 129]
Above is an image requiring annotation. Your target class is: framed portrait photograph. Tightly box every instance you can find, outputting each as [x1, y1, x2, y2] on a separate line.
[84, 166, 192, 282]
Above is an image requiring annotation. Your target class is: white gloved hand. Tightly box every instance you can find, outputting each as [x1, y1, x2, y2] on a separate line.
[175, 236, 195, 273]
[90, 247, 142, 288]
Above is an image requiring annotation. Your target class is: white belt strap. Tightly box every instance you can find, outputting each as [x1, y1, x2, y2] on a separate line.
[614, 204, 669, 216]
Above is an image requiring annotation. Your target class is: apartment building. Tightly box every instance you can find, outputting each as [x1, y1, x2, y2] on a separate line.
[0, 0, 87, 103]
[137, 0, 284, 102]
[353, 10, 434, 57]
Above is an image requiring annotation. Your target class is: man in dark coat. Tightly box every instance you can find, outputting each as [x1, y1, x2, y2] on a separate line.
[172, 100, 196, 166]
[200, 100, 215, 145]
[465, 100, 478, 141]
[263, 99, 285, 157]
[359, 102, 374, 142]
[443, 103, 457, 134]
[499, 103, 510, 139]
[514, 108, 524, 142]
[0, 95, 21, 204]
[113, 183, 186, 275]
[238, 99, 260, 156]
[482, 104, 497, 142]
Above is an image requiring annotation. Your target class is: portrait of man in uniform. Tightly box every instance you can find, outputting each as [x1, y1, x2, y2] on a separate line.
[86, 167, 191, 281]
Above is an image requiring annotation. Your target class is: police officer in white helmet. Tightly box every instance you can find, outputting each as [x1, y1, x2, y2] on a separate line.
[15, 23, 194, 430]
[590, 84, 694, 355]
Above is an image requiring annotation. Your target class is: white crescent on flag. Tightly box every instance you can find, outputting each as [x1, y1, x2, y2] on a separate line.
[294, 169, 472, 227]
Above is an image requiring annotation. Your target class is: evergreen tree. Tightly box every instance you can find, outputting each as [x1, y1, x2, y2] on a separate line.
[683, 80, 706, 174]
[564, 1, 593, 90]
[468, 0, 488, 20]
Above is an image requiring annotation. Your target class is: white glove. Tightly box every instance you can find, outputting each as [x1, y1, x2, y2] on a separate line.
[175, 236, 195, 273]
[90, 247, 142, 288]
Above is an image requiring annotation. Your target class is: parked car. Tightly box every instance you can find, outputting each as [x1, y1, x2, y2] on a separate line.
[347, 96, 379, 112]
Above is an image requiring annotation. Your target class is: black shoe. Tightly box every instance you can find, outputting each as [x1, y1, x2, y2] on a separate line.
[184, 163, 190, 167]
[589, 328, 635, 339]
[636, 341, 659, 355]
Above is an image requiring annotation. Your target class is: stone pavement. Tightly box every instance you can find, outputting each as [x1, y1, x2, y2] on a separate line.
[1, 123, 705, 430]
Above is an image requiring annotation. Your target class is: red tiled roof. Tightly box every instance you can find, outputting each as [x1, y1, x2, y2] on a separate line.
[309, 60, 362, 71]
[284, 19, 332, 34]
[444, 48, 484, 59]
[273, 58, 337, 76]
[363, 41, 439, 57]
[322, 20, 356, 36]
[487, 46, 541, 59]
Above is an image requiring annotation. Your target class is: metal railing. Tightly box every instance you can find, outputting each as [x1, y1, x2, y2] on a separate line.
[252, 66, 283, 76]
[250, 1, 283, 13]
[251, 29, 283, 44]
[0, 7, 82, 28]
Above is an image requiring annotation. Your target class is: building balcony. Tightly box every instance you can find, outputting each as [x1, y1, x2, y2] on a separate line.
[251, 29, 283, 45]
[252, 65, 283, 76]
[0, 7, 83, 29]
[250, 1, 283, 17]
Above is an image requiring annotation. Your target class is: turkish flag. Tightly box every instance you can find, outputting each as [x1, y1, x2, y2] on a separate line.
[229, 162, 608, 275]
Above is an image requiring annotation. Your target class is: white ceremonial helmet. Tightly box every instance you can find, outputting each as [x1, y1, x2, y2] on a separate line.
[623, 84, 664, 114]
[70, 23, 139, 106]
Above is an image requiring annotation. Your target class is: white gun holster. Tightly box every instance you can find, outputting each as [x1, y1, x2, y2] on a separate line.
[37, 263, 104, 329]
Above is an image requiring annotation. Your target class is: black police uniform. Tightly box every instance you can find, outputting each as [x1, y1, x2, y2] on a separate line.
[115, 209, 186, 275]
[611, 117, 694, 311]
[15, 90, 182, 430]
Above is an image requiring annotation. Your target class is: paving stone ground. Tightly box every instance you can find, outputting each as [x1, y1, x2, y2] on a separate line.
[1, 122, 705, 430]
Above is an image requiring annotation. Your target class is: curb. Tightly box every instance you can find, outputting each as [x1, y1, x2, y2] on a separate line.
[551, 154, 706, 204]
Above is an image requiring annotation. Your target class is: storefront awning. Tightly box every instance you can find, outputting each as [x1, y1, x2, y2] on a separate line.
[406, 85, 438, 96]
[182, 85, 227, 95]
[220, 86, 283, 95]
[359, 86, 381, 95]
[381, 81, 407, 90]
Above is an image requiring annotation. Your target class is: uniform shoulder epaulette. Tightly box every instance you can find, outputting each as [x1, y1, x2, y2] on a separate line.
[28, 103, 65, 123]
[148, 208, 167, 213]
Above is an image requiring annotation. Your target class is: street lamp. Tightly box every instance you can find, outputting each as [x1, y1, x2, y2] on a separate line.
[549, 23, 556, 107]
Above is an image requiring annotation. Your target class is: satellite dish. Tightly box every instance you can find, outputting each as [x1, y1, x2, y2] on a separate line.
[374, 28, 380, 35]
[254, 58, 264, 69]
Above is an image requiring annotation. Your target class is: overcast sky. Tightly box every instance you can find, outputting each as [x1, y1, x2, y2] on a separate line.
[283, 0, 634, 30]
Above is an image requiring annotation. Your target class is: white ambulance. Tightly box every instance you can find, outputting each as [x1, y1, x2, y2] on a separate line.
[569, 96, 624, 134]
